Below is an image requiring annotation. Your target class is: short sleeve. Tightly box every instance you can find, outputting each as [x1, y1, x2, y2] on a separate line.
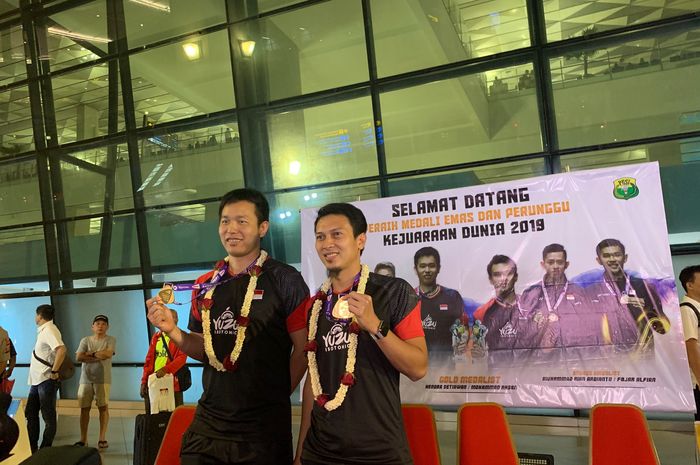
[46, 327, 64, 351]
[278, 267, 310, 317]
[188, 270, 214, 333]
[109, 336, 117, 353]
[681, 304, 699, 341]
[9, 340, 16, 357]
[77, 337, 88, 353]
[388, 279, 421, 329]
[394, 302, 424, 340]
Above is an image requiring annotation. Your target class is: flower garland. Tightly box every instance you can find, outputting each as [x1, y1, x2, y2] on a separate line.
[305, 264, 369, 411]
[201, 251, 268, 372]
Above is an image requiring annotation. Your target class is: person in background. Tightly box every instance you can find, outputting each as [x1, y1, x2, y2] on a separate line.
[679, 265, 700, 420]
[26, 304, 66, 452]
[373, 262, 396, 278]
[141, 309, 188, 412]
[75, 315, 116, 449]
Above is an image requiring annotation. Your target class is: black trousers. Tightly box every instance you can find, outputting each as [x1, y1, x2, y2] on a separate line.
[180, 429, 292, 465]
[694, 386, 700, 421]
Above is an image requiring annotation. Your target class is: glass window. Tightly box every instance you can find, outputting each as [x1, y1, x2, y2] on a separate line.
[147, 201, 223, 267]
[0, 158, 43, 228]
[544, 0, 700, 43]
[57, 213, 141, 283]
[387, 159, 547, 196]
[372, 0, 529, 77]
[270, 182, 380, 264]
[267, 96, 378, 190]
[0, 279, 50, 294]
[0, 296, 52, 364]
[382, 63, 542, 173]
[232, 0, 368, 104]
[45, 0, 111, 71]
[138, 123, 244, 207]
[0, 25, 27, 85]
[551, 26, 700, 148]
[0, 225, 47, 280]
[53, 290, 149, 363]
[59, 144, 133, 219]
[51, 61, 124, 144]
[561, 137, 700, 245]
[0, 85, 34, 153]
[124, 0, 226, 48]
[130, 29, 235, 125]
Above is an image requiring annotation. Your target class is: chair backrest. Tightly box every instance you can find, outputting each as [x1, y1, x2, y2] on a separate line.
[401, 404, 442, 465]
[154, 405, 196, 465]
[589, 403, 659, 465]
[458, 402, 518, 465]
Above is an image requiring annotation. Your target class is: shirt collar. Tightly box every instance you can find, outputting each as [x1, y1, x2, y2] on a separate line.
[36, 320, 54, 334]
[684, 295, 700, 308]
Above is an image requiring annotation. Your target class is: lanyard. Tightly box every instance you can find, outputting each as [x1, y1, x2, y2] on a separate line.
[325, 271, 361, 320]
[166, 255, 262, 305]
[495, 293, 527, 318]
[603, 273, 635, 300]
[541, 280, 568, 313]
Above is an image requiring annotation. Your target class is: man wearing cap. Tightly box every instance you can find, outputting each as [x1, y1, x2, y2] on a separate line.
[75, 314, 116, 448]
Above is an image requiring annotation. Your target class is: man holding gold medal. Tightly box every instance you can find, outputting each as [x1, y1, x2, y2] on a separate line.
[295, 203, 427, 465]
[146, 188, 309, 465]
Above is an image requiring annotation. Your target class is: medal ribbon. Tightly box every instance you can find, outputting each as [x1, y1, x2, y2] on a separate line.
[603, 273, 634, 301]
[495, 293, 527, 318]
[164, 255, 262, 305]
[325, 271, 361, 321]
[541, 280, 568, 314]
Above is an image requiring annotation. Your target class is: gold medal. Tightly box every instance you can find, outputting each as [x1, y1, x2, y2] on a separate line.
[332, 298, 352, 319]
[620, 295, 629, 305]
[158, 285, 175, 304]
[533, 311, 545, 326]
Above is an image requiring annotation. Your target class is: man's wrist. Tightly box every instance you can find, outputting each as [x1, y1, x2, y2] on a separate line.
[370, 320, 390, 341]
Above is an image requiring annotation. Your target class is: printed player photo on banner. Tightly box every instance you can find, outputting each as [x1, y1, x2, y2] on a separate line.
[301, 162, 693, 412]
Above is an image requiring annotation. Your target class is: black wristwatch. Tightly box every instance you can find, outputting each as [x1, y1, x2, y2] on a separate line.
[51, 370, 58, 374]
[371, 320, 389, 341]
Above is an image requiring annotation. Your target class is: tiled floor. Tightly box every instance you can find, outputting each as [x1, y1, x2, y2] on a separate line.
[35, 405, 699, 465]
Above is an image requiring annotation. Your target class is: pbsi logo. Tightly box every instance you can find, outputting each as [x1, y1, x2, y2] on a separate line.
[499, 322, 517, 338]
[322, 324, 350, 352]
[422, 315, 437, 331]
[613, 177, 639, 200]
[212, 308, 238, 335]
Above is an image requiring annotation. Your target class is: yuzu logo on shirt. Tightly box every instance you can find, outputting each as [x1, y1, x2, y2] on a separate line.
[322, 324, 350, 352]
[212, 308, 239, 335]
[422, 315, 438, 330]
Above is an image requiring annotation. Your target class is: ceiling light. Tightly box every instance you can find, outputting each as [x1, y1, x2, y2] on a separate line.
[48, 27, 111, 43]
[129, 0, 171, 12]
[240, 40, 256, 57]
[289, 160, 301, 175]
[182, 42, 201, 60]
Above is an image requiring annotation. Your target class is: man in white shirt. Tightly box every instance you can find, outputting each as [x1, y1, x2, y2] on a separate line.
[25, 304, 66, 452]
[679, 265, 700, 420]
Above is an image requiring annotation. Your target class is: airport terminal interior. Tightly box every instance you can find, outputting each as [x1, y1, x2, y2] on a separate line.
[1, 0, 700, 463]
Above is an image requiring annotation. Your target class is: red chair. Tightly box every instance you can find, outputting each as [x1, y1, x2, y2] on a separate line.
[154, 405, 196, 465]
[458, 402, 518, 465]
[401, 404, 442, 465]
[589, 403, 659, 465]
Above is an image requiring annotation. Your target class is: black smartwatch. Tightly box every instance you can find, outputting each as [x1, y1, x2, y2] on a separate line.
[371, 320, 389, 341]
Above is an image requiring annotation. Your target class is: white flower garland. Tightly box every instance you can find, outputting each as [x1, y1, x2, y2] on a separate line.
[202, 250, 268, 372]
[307, 264, 369, 411]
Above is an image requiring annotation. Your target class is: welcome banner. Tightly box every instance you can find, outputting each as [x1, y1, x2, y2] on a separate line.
[300, 162, 693, 411]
